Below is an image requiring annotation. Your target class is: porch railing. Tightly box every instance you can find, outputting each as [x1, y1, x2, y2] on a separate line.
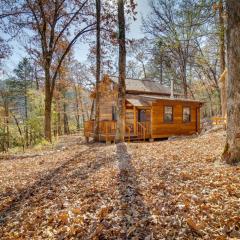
[84, 120, 95, 136]
[125, 125, 131, 142]
[84, 120, 151, 142]
[137, 121, 151, 141]
[99, 121, 117, 142]
[84, 120, 117, 141]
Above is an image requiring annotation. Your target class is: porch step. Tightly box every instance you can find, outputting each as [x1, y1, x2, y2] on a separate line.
[124, 135, 143, 142]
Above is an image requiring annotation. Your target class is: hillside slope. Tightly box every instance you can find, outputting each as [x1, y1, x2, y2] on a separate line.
[0, 131, 239, 239]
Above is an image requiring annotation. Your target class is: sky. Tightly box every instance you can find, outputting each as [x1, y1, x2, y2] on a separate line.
[1, 0, 151, 76]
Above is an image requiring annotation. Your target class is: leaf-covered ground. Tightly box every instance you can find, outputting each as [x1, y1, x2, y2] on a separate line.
[0, 131, 240, 239]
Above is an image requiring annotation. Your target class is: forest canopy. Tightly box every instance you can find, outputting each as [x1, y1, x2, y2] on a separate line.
[0, 0, 232, 152]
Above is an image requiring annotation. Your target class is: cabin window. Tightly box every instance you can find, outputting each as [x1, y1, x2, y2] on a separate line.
[164, 106, 173, 123]
[112, 106, 117, 121]
[183, 107, 191, 123]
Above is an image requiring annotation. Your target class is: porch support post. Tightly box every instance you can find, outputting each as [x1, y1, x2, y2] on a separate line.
[134, 106, 137, 135]
[150, 104, 153, 138]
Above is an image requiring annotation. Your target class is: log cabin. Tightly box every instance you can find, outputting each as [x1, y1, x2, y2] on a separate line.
[84, 75, 203, 142]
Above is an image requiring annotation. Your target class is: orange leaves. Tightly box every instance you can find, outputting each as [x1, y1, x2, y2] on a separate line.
[186, 217, 200, 231]
[71, 207, 82, 215]
[57, 212, 69, 224]
[97, 206, 113, 221]
[1, 130, 240, 239]
[179, 171, 193, 181]
[186, 217, 205, 236]
[226, 185, 240, 198]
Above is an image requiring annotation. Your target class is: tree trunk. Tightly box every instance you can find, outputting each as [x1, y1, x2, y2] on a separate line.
[90, 99, 95, 120]
[44, 70, 52, 142]
[35, 67, 40, 90]
[182, 64, 188, 98]
[56, 95, 62, 136]
[63, 90, 70, 135]
[219, 0, 226, 117]
[57, 111, 62, 135]
[24, 76, 28, 146]
[63, 108, 70, 134]
[79, 91, 86, 123]
[74, 85, 81, 130]
[141, 60, 147, 78]
[223, 0, 240, 164]
[12, 113, 25, 151]
[4, 100, 9, 151]
[159, 54, 163, 84]
[115, 0, 126, 143]
[94, 0, 101, 141]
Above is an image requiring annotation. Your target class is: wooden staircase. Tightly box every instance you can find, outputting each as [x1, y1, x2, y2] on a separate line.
[125, 121, 151, 142]
[124, 134, 140, 142]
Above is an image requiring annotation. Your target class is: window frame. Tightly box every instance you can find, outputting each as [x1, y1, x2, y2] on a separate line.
[163, 105, 174, 123]
[182, 106, 191, 123]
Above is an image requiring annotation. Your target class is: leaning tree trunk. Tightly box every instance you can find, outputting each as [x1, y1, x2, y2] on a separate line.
[223, 0, 240, 164]
[115, 0, 126, 143]
[94, 0, 101, 141]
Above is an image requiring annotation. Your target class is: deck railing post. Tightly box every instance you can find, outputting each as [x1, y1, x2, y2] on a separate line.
[105, 122, 108, 143]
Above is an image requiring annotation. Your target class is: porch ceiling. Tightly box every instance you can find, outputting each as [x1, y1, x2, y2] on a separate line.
[126, 98, 150, 107]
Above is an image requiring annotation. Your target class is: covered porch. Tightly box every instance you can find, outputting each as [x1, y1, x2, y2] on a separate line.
[84, 95, 154, 143]
[84, 119, 151, 143]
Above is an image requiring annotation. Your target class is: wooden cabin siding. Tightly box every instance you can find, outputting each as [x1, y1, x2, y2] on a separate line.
[98, 77, 117, 121]
[86, 75, 203, 142]
[99, 94, 115, 121]
[125, 107, 135, 133]
[151, 100, 201, 138]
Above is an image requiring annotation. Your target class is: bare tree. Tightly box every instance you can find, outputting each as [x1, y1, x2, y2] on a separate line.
[115, 0, 126, 143]
[94, 0, 101, 141]
[128, 39, 150, 79]
[218, 0, 227, 117]
[2, 0, 96, 141]
[143, 0, 214, 97]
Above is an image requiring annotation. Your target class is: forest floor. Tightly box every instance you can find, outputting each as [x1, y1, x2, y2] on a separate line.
[0, 130, 240, 240]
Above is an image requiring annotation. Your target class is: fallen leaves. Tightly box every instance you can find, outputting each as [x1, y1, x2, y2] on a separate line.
[58, 212, 69, 224]
[97, 206, 113, 221]
[0, 130, 240, 239]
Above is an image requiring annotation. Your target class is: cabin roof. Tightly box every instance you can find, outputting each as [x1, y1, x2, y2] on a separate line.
[109, 76, 172, 95]
[138, 94, 204, 103]
[126, 94, 203, 107]
[126, 97, 150, 107]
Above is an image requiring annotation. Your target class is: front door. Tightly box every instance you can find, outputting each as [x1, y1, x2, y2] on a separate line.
[137, 109, 151, 137]
[138, 109, 150, 122]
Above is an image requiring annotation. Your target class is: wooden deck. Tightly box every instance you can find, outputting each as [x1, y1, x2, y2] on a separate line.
[212, 116, 226, 129]
[84, 120, 151, 143]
